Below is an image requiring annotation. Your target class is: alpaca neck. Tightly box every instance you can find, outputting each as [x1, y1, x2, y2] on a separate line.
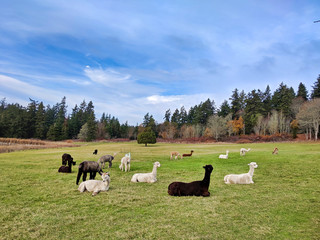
[248, 166, 255, 177]
[152, 166, 158, 176]
[202, 170, 212, 186]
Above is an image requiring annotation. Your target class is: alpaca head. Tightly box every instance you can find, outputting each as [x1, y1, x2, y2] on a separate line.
[191, 150, 194, 153]
[203, 164, 213, 173]
[248, 148, 251, 151]
[154, 161, 161, 168]
[226, 150, 229, 154]
[101, 172, 110, 182]
[248, 162, 258, 169]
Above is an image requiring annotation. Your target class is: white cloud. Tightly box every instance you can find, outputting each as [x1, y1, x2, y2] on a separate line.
[84, 67, 131, 86]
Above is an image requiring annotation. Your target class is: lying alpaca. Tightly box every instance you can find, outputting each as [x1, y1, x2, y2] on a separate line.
[182, 150, 194, 157]
[78, 172, 110, 196]
[58, 161, 75, 173]
[219, 150, 229, 159]
[224, 162, 258, 184]
[131, 162, 161, 183]
[76, 161, 103, 185]
[170, 151, 182, 160]
[240, 148, 251, 156]
[62, 153, 76, 166]
[168, 164, 213, 197]
[119, 155, 131, 172]
[272, 147, 279, 155]
[98, 153, 117, 168]
[93, 149, 98, 155]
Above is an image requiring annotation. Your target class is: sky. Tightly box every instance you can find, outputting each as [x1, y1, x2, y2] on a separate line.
[1, 0, 320, 125]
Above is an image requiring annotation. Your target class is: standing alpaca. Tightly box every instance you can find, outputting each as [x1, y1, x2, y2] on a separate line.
[119, 155, 131, 172]
[62, 153, 75, 166]
[76, 161, 103, 185]
[131, 162, 161, 183]
[78, 172, 110, 196]
[224, 162, 258, 184]
[168, 165, 213, 197]
[170, 151, 182, 160]
[182, 150, 194, 157]
[98, 153, 117, 168]
[219, 150, 229, 159]
[272, 147, 279, 154]
[93, 149, 98, 155]
[240, 148, 251, 156]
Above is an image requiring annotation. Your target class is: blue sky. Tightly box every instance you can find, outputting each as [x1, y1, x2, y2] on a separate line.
[1, 0, 320, 125]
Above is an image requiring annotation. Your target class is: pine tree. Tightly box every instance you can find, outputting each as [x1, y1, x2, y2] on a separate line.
[164, 109, 171, 122]
[35, 102, 46, 139]
[218, 100, 231, 117]
[272, 83, 295, 117]
[297, 82, 308, 100]
[311, 75, 320, 99]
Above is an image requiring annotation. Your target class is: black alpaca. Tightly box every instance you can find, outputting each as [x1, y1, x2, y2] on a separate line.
[93, 149, 98, 155]
[76, 161, 103, 185]
[168, 165, 213, 197]
[62, 153, 76, 166]
[182, 150, 194, 158]
[58, 161, 74, 173]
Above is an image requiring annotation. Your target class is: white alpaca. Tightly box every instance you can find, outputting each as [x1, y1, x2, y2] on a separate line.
[240, 148, 251, 156]
[119, 155, 131, 172]
[219, 150, 229, 159]
[78, 172, 110, 196]
[224, 162, 258, 184]
[170, 151, 182, 160]
[131, 161, 161, 183]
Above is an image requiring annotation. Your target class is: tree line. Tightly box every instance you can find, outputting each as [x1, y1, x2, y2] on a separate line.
[1, 75, 320, 141]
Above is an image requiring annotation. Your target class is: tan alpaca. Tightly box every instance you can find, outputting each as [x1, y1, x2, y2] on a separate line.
[170, 151, 182, 160]
[272, 147, 279, 154]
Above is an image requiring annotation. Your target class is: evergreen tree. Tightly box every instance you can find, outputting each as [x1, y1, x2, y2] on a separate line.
[26, 99, 37, 138]
[137, 127, 156, 146]
[171, 109, 180, 124]
[262, 85, 272, 116]
[311, 75, 320, 99]
[244, 90, 263, 134]
[35, 102, 46, 139]
[164, 109, 171, 122]
[297, 82, 308, 100]
[272, 83, 295, 117]
[218, 100, 231, 117]
[230, 88, 244, 118]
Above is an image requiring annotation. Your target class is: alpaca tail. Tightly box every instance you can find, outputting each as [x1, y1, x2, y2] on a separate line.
[76, 163, 83, 185]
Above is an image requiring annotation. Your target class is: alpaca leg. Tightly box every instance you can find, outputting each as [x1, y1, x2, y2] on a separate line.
[202, 191, 210, 197]
[128, 163, 130, 172]
[92, 190, 100, 196]
[125, 163, 127, 172]
[76, 170, 83, 185]
[82, 172, 87, 182]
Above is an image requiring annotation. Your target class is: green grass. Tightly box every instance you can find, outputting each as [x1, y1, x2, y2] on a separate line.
[0, 141, 319, 240]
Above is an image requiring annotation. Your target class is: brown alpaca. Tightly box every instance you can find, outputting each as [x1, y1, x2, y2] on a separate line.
[272, 147, 279, 155]
[170, 151, 182, 160]
[183, 150, 194, 157]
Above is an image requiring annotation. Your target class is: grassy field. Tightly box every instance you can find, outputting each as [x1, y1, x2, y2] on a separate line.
[0, 141, 319, 240]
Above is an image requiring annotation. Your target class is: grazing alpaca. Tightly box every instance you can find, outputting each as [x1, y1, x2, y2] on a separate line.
[272, 147, 279, 154]
[240, 148, 251, 156]
[168, 165, 213, 197]
[76, 161, 103, 185]
[98, 153, 117, 168]
[62, 153, 76, 166]
[93, 149, 98, 155]
[170, 151, 182, 160]
[219, 150, 229, 159]
[224, 162, 258, 184]
[119, 155, 131, 172]
[131, 162, 161, 183]
[182, 150, 194, 157]
[78, 172, 110, 196]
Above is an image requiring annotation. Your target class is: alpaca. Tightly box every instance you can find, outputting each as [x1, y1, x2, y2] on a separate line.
[119, 155, 131, 172]
[168, 165, 213, 197]
[58, 160, 75, 173]
[78, 172, 110, 196]
[224, 162, 258, 184]
[76, 161, 103, 185]
[272, 147, 279, 155]
[240, 148, 251, 156]
[98, 153, 117, 168]
[170, 151, 182, 160]
[62, 153, 75, 166]
[182, 150, 194, 157]
[219, 150, 229, 159]
[93, 149, 98, 155]
[131, 162, 161, 183]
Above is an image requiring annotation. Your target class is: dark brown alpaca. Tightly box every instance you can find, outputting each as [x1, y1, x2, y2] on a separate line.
[182, 150, 194, 157]
[168, 164, 213, 197]
[76, 161, 103, 185]
[93, 149, 98, 155]
[62, 153, 76, 166]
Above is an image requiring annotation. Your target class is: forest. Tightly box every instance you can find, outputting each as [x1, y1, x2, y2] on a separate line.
[1, 75, 320, 142]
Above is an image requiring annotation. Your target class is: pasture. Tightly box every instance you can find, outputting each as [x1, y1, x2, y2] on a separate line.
[0, 141, 319, 240]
